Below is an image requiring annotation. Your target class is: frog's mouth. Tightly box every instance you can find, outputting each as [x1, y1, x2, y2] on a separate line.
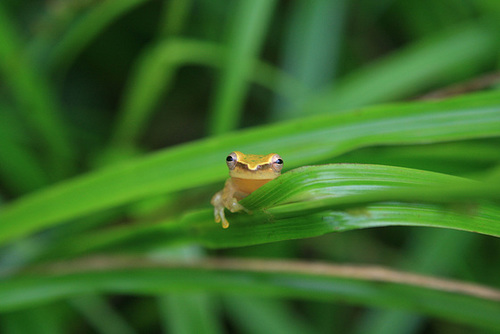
[231, 163, 280, 179]
[231, 177, 274, 194]
[240, 162, 267, 171]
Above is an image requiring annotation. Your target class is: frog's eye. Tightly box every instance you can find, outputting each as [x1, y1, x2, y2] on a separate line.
[226, 152, 238, 170]
[271, 154, 284, 172]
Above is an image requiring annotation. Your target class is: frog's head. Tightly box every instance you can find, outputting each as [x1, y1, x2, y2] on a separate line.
[226, 151, 283, 179]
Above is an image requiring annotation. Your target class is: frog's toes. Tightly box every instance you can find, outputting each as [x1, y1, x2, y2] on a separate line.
[214, 206, 230, 228]
[227, 198, 245, 213]
[213, 206, 223, 223]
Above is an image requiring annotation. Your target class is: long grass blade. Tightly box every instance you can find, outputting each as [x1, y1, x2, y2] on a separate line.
[0, 4, 74, 177]
[1, 257, 499, 330]
[48, 0, 151, 71]
[109, 39, 304, 149]
[0, 91, 499, 245]
[273, 0, 347, 119]
[44, 164, 500, 257]
[208, 0, 278, 135]
[0, 107, 48, 193]
[302, 21, 498, 114]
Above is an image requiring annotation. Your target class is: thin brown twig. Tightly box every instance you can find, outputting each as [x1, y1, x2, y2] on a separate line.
[417, 71, 500, 100]
[24, 255, 500, 302]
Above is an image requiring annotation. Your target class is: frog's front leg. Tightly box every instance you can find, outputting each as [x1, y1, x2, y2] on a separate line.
[211, 179, 245, 228]
[211, 190, 228, 228]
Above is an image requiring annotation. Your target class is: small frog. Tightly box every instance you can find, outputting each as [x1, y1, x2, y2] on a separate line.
[211, 151, 284, 228]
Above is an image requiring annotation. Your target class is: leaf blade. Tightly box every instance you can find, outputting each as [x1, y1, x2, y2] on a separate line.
[2, 257, 499, 330]
[1, 91, 499, 245]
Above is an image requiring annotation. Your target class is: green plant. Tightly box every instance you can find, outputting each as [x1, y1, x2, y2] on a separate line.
[1, 1, 499, 333]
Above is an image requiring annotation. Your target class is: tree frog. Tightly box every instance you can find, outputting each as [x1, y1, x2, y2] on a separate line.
[211, 151, 284, 228]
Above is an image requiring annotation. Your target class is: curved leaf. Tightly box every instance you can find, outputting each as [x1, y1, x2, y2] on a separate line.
[49, 0, 151, 70]
[46, 164, 500, 256]
[208, 0, 278, 134]
[0, 91, 499, 246]
[0, 4, 74, 176]
[110, 39, 304, 147]
[1, 257, 499, 331]
[303, 21, 499, 114]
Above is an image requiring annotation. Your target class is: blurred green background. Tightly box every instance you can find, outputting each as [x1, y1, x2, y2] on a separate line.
[1, 0, 500, 333]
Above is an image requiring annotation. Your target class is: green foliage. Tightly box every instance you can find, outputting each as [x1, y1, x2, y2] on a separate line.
[0, 0, 499, 333]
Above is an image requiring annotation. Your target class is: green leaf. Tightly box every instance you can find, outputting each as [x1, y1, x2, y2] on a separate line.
[208, 0, 278, 134]
[48, 0, 152, 71]
[47, 164, 500, 257]
[303, 21, 498, 114]
[0, 305, 65, 334]
[158, 0, 194, 37]
[0, 91, 499, 246]
[158, 294, 222, 334]
[0, 4, 74, 177]
[223, 297, 313, 334]
[110, 38, 304, 149]
[0, 106, 49, 193]
[69, 295, 137, 334]
[273, 0, 346, 119]
[240, 164, 499, 211]
[1, 257, 499, 331]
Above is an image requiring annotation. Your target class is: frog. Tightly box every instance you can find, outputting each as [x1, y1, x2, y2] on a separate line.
[211, 151, 284, 228]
